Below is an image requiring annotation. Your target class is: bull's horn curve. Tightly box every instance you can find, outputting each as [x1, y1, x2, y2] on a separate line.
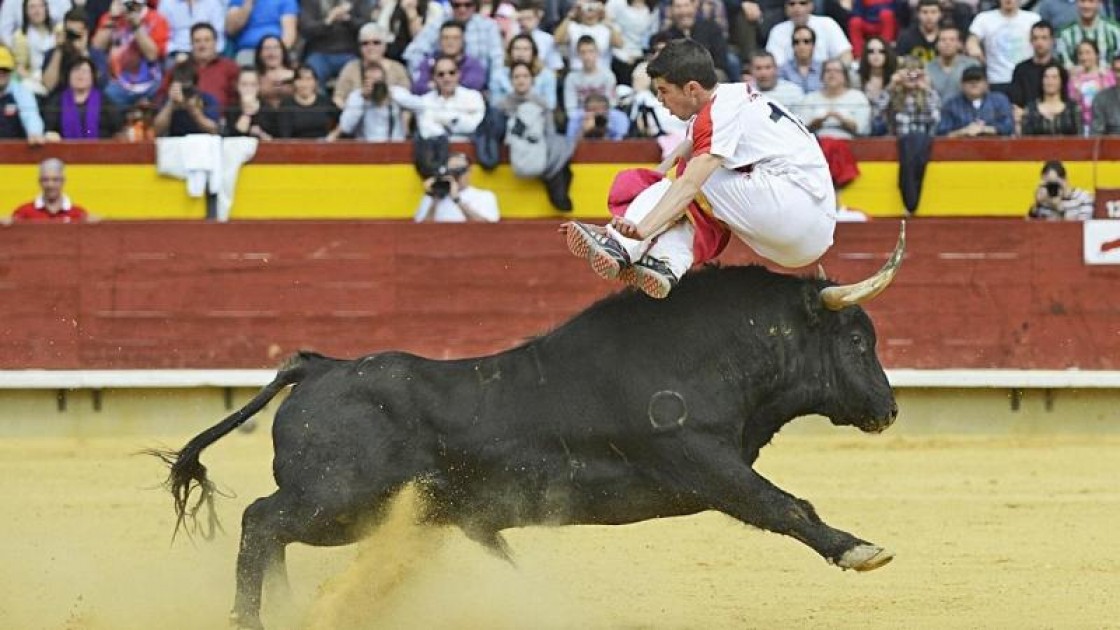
[816, 264, 828, 281]
[819, 221, 906, 311]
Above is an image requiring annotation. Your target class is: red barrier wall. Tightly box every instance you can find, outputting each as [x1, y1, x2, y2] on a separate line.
[1, 220, 1118, 370]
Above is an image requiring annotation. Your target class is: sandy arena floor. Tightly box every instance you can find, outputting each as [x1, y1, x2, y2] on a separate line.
[1, 428, 1117, 630]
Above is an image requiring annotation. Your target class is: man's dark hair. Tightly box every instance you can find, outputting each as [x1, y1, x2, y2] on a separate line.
[440, 20, 467, 35]
[63, 6, 88, 24]
[171, 60, 199, 85]
[190, 22, 218, 39]
[584, 93, 610, 108]
[1042, 160, 1066, 179]
[1031, 19, 1053, 36]
[646, 38, 718, 89]
[917, 0, 940, 9]
[576, 34, 598, 50]
[792, 25, 815, 44]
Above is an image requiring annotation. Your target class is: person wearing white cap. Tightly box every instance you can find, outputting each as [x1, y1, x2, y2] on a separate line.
[0, 44, 45, 144]
[333, 22, 411, 107]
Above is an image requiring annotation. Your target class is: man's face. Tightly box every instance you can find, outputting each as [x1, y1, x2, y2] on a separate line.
[191, 28, 217, 62]
[64, 19, 88, 45]
[1030, 27, 1053, 56]
[918, 5, 941, 29]
[936, 28, 960, 57]
[785, 0, 812, 26]
[360, 34, 386, 62]
[433, 60, 460, 93]
[449, 0, 476, 22]
[577, 43, 598, 69]
[516, 8, 540, 31]
[670, 0, 697, 29]
[750, 57, 777, 89]
[447, 155, 470, 185]
[1077, 0, 1100, 21]
[439, 28, 465, 57]
[792, 29, 814, 61]
[961, 77, 987, 100]
[40, 169, 64, 201]
[653, 77, 701, 119]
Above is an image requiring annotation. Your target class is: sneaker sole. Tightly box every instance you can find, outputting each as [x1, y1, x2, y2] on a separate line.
[566, 223, 623, 280]
[620, 265, 674, 299]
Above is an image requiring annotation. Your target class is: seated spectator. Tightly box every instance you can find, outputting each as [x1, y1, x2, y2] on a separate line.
[402, 0, 503, 87]
[272, 64, 342, 139]
[746, 50, 802, 110]
[91, 0, 170, 107]
[515, 0, 563, 72]
[1021, 62, 1080, 136]
[965, 0, 1039, 94]
[334, 23, 411, 108]
[152, 60, 220, 136]
[414, 151, 500, 222]
[0, 44, 46, 143]
[42, 8, 110, 95]
[226, 0, 299, 67]
[255, 35, 295, 108]
[489, 33, 557, 109]
[1033, 0, 1078, 31]
[0, 0, 68, 49]
[848, 0, 897, 60]
[654, 0, 730, 78]
[1068, 39, 1114, 134]
[299, 0, 368, 87]
[604, 0, 656, 84]
[224, 67, 277, 139]
[563, 34, 616, 118]
[412, 20, 488, 94]
[925, 26, 978, 103]
[1091, 53, 1120, 134]
[565, 92, 629, 141]
[799, 58, 872, 138]
[778, 25, 822, 94]
[767, 0, 852, 69]
[895, 0, 940, 64]
[626, 52, 686, 138]
[338, 62, 407, 140]
[9, 0, 55, 96]
[938, 64, 1014, 137]
[855, 35, 896, 104]
[881, 56, 941, 135]
[177, 23, 239, 110]
[10, 159, 91, 223]
[391, 54, 486, 139]
[554, 0, 622, 74]
[42, 56, 123, 139]
[1056, 0, 1120, 67]
[162, 0, 225, 60]
[1028, 160, 1093, 221]
[498, 60, 574, 210]
[376, 0, 445, 64]
[1009, 20, 1056, 111]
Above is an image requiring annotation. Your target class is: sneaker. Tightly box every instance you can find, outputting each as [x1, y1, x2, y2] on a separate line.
[619, 255, 679, 299]
[565, 221, 630, 280]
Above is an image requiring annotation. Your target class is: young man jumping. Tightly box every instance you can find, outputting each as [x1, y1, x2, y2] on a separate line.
[564, 38, 837, 298]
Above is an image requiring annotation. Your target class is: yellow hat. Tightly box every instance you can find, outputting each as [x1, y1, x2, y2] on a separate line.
[0, 46, 14, 70]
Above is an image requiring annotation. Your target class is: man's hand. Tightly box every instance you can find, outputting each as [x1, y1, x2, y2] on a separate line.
[609, 216, 641, 239]
[327, 2, 352, 24]
[741, 1, 761, 21]
[169, 82, 185, 106]
[27, 133, 46, 146]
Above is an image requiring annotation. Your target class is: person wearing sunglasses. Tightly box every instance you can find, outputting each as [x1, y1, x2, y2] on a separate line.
[411, 20, 488, 95]
[414, 151, 500, 222]
[847, 0, 897, 61]
[392, 53, 486, 139]
[766, 0, 852, 70]
[334, 22, 411, 108]
[779, 24, 823, 94]
[402, 0, 504, 90]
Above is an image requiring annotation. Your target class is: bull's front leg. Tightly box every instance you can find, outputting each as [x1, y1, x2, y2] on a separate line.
[695, 454, 893, 571]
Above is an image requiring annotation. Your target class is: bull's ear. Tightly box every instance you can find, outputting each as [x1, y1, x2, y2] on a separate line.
[801, 284, 822, 327]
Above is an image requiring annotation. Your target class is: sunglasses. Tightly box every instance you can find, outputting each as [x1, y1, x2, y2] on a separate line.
[436, 69, 459, 77]
[866, 47, 885, 54]
[787, 0, 811, 5]
[793, 38, 813, 44]
[360, 39, 384, 46]
[451, 1, 473, 7]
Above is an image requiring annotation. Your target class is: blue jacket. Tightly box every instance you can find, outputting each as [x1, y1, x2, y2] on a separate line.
[937, 91, 1015, 136]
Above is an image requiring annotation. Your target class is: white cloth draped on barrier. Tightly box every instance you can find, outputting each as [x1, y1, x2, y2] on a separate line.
[155, 136, 259, 221]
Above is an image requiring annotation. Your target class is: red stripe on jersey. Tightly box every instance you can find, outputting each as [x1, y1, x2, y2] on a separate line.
[690, 97, 715, 157]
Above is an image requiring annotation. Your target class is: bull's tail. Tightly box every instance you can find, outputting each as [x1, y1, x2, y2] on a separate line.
[147, 351, 325, 541]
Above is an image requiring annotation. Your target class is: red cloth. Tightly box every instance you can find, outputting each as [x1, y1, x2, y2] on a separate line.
[607, 168, 731, 265]
[11, 202, 89, 223]
[818, 137, 860, 187]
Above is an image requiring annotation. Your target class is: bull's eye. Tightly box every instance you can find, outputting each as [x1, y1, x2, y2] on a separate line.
[850, 333, 866, 353]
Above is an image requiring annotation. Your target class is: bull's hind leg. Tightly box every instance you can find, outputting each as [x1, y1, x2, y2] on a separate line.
[693, 453, 893, 572]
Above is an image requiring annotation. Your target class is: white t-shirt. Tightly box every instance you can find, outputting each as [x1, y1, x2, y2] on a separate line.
[565, 22, 614, 72]
[796, 88, 872, 138]
[413, 186, 500, 222]
[968, 9, 1041, 84]
[766, 16, 852, 68]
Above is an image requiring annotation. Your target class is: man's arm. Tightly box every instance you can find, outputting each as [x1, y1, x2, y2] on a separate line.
[965, 33, 985, 62]
[633, 153, 723, 239]
[226, 0, 254, 37]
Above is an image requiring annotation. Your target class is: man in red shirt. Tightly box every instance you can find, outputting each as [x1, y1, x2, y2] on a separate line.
[10, 159, 92, 223]
[158, 23, 239, 109]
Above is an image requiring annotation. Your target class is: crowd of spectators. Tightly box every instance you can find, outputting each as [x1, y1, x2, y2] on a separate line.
[7, 0, 1120, 145]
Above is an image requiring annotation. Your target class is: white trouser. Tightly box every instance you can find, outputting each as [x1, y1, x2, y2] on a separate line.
[606, 179, 696, 279]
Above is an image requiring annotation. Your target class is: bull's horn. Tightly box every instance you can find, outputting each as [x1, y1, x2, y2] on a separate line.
[820, 221, 906, 311]
[816, 264, 829, 281]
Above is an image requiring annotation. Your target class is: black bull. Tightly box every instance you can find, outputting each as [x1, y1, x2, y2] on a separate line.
[155, 225, 906, 629]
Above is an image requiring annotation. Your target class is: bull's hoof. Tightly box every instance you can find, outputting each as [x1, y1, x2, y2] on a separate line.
[836, 544, 894, 572]
[228, 612, 264, 630]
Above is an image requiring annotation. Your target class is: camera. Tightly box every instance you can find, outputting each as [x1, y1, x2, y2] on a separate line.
[1044, 181, 1062, 197]
[430, 165, 454, 199]
[593, 113, 608, 129]
[65, 28, 82, 41]
[123, 0, 143, 12]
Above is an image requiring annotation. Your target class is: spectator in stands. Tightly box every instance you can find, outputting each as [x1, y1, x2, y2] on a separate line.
[255, 35, 295, 108]
[856, 35, 896, 107]
[9, 0, 55, 96]
[767, 0, 852, 69]
[272, 64, 341, 139]
[779, 24, 822, 94]
[0, 44, 46, 143]
[376, 0, 444, 63]
[933, 0, 974, 34]
[226, 0, 299, 67]
[515, 0, 563, 71]
[1020, 62, 1080, 135]
[926, 26, 978, 102]
[225, 67, 276, 139]
[1028, 159, 1093, 220]
[162, 0, 225, 60]
[605, 0, 658, 85]
[1091, 52, 1120, 133]
[896, 0, 941, 64]
[489, 32, 557, 108]
[733, 0, 787, 64]
[42, 8, 109, 95]
[626, 51, 686, 137]
[848, 0, 897, 60]
[563, 34, 616, 117]
[0, 0, 68, 48]
[413, 20, 488, 94]
[402, 0, 504, 87]
[555, 0, 622, 73]
[566, 91, 628, 140]
[1056, 0, 1120, 66]
[938, 64, 1014, 136]
[799, 58, 872, 138]
[1068, 39, 1114, 133]
[338, 61, 407, 139]
[334, 23, 410, 107]
[1009, 20, 1056, 111]
[966, 0, 1040, 95]
[499, 59, 574, 210]
[656, 0, 731, 78]
[152, 60, 219, 136]
[41, 56, 123, 138]
[881, 56, 941, 135]
[180, 23, 239, 110]
[92, 0, 170, 107]
[299, 0, 369, 87]
[392, 54, 486, 139]
[1033, 0, 1079, 32]
[9, 159, 91, 223]
[414, 151, 500, 221]
[748, 50, 802, 109]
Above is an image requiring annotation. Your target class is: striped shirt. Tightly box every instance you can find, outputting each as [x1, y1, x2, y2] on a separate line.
[1057, 17, 1120, 66]
[1029, 187, 1094, 220]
